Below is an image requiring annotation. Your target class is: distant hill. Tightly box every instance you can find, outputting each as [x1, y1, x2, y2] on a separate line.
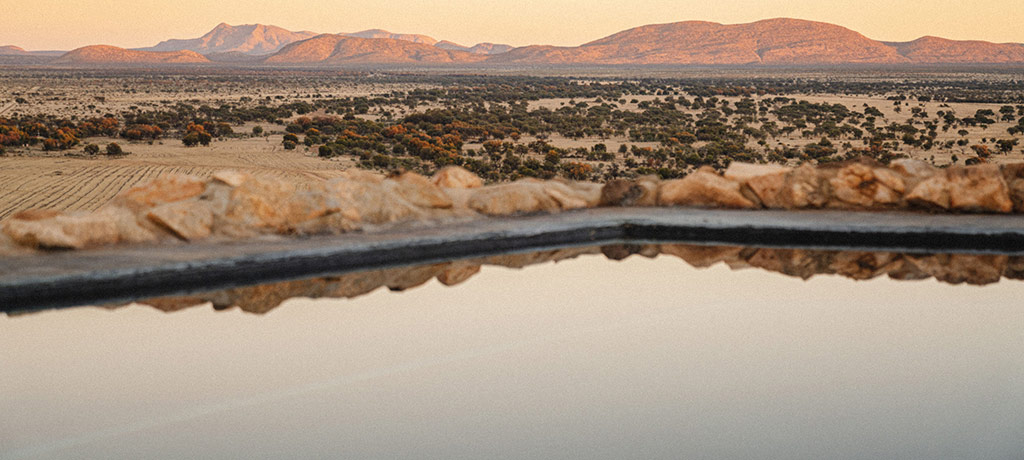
[139, 23, 318, 55]
[344, 29, 438, 46]
[436, 41, 514, 55]
[21, 18, 1024, 68]
[491, 19, 909, 65]
[263, 34, 484, 65]
[886, 36, 1024, 64]
[0, 45, 28, 55]
[137, 23, 512, 58]
[204, 51, 268, 63]
[54, 46, 210, 64]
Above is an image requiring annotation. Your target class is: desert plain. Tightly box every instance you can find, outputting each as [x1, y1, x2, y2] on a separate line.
[1, 67, 1023, 220]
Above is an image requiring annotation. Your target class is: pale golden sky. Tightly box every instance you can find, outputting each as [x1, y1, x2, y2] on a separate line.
[3, 0, 1022, 51]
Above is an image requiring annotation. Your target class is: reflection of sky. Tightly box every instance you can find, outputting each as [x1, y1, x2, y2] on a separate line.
[2, 255, 1023, 459]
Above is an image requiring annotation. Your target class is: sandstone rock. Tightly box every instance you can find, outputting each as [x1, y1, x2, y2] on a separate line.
[1000, 164, 1024, 212]
[96, 205, 160, 244]
[111, 174, 206, 212]
[657, 167, 757, 208]
[431, 166, 484, 189]
[0, 232, 28, 256]
[3, 210, 122, 249]
[483, 246, 599, 269]
[8, 209, 61, 221]
[601, 244, 659, 261]
[906, 165, 1012, 213]
[223, 176, 298, 230]
[147, 201, 214, 241]
[541, 180, 599, 210]
[467, 181, 561, 216]
[327, 177, 421, 225]
[886, 258, 934, 281]
[905, 174, 951, 210]
[325, 270, 391, 299]
[723, 162, 792, 183]
[223, 177, 352, 233]
[947, 165, 1012, 213]
[905, 254, 1008, 285]
[1007, 179, 1024, 213]
[1005, 256, 1024, 280]
[211, 170, 250, 187]
[659, 244, 744, 268]
[889, 159, 938, 188]
[722, 162, 793, 208]
[778, 164, 830, 209]
[746, 171, 789, 208]
[552, 180, 603, 208]
[390, 172, 453, 209]
[745, 248, 833, 280]
[999, 163, 1024, 182]
[829, 251, 902, 280]
[386, 264, 446, 291]
[436, 263, 482, 286]
[828, 163, 905, 208]
[439, 187, 473, 211]
[599, 176, 659, 206]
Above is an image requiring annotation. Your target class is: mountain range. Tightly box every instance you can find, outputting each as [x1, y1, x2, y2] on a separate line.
[7, 19, 1024, 67]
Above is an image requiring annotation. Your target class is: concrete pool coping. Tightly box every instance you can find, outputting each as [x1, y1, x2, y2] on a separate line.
[3, 207, 1024, 312]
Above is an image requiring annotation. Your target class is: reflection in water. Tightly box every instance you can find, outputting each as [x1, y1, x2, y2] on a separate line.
[92, 244, 1024, 315]
[3, 251, 1023, 459]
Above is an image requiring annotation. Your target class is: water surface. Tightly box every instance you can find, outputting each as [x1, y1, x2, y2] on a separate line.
[2, 250, 1023, 459]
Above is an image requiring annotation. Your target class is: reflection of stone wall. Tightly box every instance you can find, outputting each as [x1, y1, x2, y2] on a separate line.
[3, 157, 1024, 254]
[114, 245, 1023, 315]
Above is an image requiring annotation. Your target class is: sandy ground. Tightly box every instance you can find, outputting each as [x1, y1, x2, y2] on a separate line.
[0, 135, 355, 219]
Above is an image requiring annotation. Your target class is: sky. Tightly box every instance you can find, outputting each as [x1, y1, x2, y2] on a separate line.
[3, 0, 1022, 51]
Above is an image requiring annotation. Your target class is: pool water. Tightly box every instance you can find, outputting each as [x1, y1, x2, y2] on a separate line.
[2, 250, 1023, 459]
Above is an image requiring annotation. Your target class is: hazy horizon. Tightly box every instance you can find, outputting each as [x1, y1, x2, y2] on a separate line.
[3, 0, 1024, 51]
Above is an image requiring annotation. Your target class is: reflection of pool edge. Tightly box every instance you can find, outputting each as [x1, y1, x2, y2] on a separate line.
[5, 207, 1024, 312]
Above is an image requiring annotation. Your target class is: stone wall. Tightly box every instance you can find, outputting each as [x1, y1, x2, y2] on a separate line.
[3, 157, 1024, 254]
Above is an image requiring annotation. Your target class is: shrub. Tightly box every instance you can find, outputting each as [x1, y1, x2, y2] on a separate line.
[106, 143, 124, 156]
[182, 122, 213, 147]
[215, 122, 233, 137]
[283, 140, 296, 150]
[84, 144, 100, 155]
[182, 132, 200, 147]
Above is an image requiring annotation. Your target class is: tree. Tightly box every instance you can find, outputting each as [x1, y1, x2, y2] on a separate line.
[252, 126, 264, 136]
[106, 143, 124, 156]
[996, 139, 1019, 154]
[84, 144, 100, 155]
